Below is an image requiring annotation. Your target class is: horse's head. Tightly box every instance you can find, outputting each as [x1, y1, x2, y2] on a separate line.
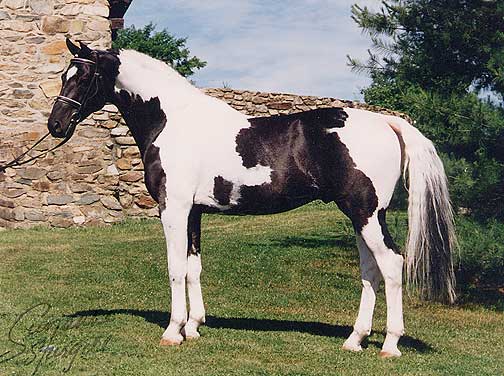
[47, 38, 120, 138]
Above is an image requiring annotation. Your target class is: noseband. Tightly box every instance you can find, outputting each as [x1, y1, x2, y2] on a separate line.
[0, 56, 102, 172]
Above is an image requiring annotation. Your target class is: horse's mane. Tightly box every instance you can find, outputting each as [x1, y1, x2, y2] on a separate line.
[119, 50, 198, 88]
[116, 49, 246, 119]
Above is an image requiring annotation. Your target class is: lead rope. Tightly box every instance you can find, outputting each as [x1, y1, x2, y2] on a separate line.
[0, 54, 100, 173]
[0, 116, 77, 173]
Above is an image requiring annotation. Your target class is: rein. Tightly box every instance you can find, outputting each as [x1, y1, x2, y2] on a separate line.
[0, 56, 101, 173]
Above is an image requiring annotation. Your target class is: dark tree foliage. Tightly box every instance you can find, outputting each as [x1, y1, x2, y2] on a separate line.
[112, 23, 206, 77]
[349, 0, 504, 96]
[349, 0, 504, 220]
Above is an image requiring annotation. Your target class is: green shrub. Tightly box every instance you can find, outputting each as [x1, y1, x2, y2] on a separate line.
[455, 217, 504, 306]
[386, 211, 503, 306]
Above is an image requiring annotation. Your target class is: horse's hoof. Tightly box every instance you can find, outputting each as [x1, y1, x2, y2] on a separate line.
[159, 337, 183, 346]
[379, 350, 401, 358]
[184, 331, 200, 340]
[342, 343, 362, 352]
[185, 333, 200, 341]
[181, 327, 200, 340]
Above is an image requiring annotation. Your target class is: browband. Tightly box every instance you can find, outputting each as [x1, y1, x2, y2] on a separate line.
[70, 57, 96, 65]
[56, 54, 101, 118]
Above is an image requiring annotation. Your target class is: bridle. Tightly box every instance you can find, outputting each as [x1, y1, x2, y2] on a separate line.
[0, 55, 102, 173]
[56, 55, 102, 137]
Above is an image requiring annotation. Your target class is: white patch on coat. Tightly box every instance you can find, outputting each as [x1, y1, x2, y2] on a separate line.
[326, 108, 402, 209]
[66, 66, 78, 81]
[115, 50, 272, 209]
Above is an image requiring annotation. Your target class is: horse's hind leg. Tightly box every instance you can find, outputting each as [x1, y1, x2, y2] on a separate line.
[343, 235, 382, 352]
[359, 210, 404, 357]
[182, 208, 206, 339]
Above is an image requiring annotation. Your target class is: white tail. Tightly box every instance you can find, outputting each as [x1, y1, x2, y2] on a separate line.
[389, 117, 457, 303]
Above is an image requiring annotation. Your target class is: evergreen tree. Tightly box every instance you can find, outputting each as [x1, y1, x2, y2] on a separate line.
[349, 0, 504, 96]
[349, 0, 504, 219]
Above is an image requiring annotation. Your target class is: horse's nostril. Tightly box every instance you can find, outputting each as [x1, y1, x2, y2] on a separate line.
[54, 120, 61, 131]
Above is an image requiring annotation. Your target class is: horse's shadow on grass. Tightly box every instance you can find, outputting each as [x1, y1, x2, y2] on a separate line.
[68, 308, 433, 353]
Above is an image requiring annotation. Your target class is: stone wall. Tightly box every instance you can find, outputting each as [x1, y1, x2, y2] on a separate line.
[0, 0, 409, 229]
[0, 0, 117, 228]
[0, 0, 111, 132]
[203, 88, 410, 119]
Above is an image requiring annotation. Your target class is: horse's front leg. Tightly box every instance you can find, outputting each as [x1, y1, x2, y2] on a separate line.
[182, 208, 205, 339]
[160, 200, 192, 346]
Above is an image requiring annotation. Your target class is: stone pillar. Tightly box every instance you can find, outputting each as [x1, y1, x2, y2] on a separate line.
[0, 0, 121, 228]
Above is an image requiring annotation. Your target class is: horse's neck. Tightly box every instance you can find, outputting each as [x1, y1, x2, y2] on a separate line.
[115, 50, 204, 112]
[111, 50, 249, 155]
[111, 50, 202, 154]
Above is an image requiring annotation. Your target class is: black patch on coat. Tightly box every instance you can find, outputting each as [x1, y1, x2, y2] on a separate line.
[143, 144, 166, 212]
[236, 108, 348, 169]
[112, 90, 167, 212]
[113, 90, 167, 156]
[213, 176, 233, 206]
[51, 48, 169, 213]
[224, 107, 378, 231]
[293, 107, 348, 128]
[187, 207, 202, 255]
[377, 208, 400, 253]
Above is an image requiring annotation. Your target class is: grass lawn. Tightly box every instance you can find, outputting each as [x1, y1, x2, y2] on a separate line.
[0, 202, 503, 375]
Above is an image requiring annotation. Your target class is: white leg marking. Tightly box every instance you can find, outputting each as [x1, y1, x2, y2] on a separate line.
[182, 253, 205, 339]
[343, 235, 382, 352]
[160, 201, 191, 346]
[360, 213, 404, 357]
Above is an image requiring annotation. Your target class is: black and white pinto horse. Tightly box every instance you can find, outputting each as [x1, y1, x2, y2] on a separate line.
[48, 39, 456, 358]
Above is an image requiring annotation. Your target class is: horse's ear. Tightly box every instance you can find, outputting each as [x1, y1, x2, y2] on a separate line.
[78, 41, 92, 57]
[66, 38, 80, 56]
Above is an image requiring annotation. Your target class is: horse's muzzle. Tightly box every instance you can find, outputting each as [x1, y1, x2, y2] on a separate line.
[47, 118, 67, 138]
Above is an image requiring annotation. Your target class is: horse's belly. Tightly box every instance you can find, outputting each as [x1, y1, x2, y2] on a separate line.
[225, 185, 318, 215]
[194, 170, 321, 215]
